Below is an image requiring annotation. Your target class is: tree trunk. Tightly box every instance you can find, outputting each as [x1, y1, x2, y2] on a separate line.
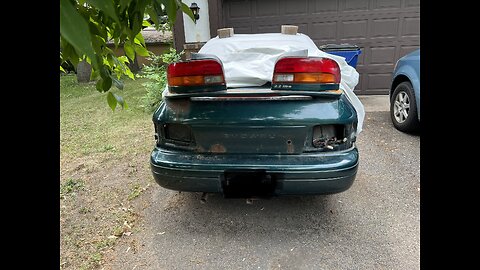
[76, 60, 92, 83]
[128, 54, 141, 74]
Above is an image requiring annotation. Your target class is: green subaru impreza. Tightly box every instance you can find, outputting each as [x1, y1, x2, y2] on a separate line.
[150, 33, 361, 198]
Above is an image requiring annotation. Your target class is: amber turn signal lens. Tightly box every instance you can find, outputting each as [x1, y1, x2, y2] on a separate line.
[293, 72, 336, 83]
[169, 76, 204, 86]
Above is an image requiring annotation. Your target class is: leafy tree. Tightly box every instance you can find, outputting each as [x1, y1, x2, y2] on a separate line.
[60, 0, 194, 110]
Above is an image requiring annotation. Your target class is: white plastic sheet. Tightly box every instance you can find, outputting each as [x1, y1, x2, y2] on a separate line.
[198, 33, 365, 134]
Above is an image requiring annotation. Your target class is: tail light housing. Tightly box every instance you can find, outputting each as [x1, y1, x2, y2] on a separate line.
[154, 122, 196, 150]
[167, 59, 226, 93]
[306, 123, 356, 152]
[164, 123, 193, 143]
[272, 57, 341, 91]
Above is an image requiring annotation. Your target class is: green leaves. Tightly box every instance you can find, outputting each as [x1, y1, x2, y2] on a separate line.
[96, 76, 112, 92]
[153, 1, 196, 26]
[111, 75, 125, 90]
[134, 44, 150, 57]
[160, 0, 177, 24]
[124, 41, 135, 61]
[60, 0, 97, 68]
[107, 92, 117, 111]
[181, 2, 196, 23]
[60, 0, 194, 110]
[114, 93, 128, 109]
[125, 36, 149, 61]
[134, 32, 146, 47]
[124, 68, 135, 80]
[85, 0, 119, 23]
[107, 92, 128, 111]
[146, 6, 159, 27]
[119, 0, 133, 12]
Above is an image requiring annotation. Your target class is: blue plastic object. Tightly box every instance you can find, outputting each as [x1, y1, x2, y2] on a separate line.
[319, 44, 362, 68]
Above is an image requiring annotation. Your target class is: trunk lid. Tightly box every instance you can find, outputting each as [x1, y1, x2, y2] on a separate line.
[193, 125, 307, 154]
[156, 88, 355, 154]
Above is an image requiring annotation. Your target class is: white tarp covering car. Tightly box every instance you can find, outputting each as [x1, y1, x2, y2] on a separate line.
[197, 33, 365, 134]
[153, 32, 362, 196]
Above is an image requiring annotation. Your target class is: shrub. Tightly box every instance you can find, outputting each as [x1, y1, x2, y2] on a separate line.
[138, 48, 184, 113]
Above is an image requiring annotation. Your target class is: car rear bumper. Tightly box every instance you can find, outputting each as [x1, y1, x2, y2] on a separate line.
[150, 146, 359, 196]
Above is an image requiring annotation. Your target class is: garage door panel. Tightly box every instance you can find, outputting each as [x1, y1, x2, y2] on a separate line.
[356, 50, 366, 66]
[310, 22, 337, 41]
[256, 0, 279, 17]
[356, 73, 366, 93]
[298, 24, 309, 34]
[402, 17, 420, 37]
[234, 26, 253, 34]
[222, 0, 419, 95]
[372, 18, 399, 38]
[405, 0, 420, 8]
[256, 25, 280, 33]
[285, 0, 308, 15]
[367, 73, 392, 91]
[361, 65, 396, 74]
[341, 20, 368, 39]
[313, 0, 339, 13]
[227, 0, 251, 18]
[256, 24, 307, 33]
[373, 0, 402, 10]
[370, 46, 396, 64]
[344, 0, 369, 11]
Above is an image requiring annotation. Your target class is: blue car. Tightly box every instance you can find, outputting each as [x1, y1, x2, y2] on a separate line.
[390, 49, 420, 132]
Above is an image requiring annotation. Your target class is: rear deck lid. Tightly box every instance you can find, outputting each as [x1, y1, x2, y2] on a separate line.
[193, 125, 308, 154]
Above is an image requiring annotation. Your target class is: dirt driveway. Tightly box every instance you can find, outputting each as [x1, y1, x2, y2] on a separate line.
[103, 107, 420, 269]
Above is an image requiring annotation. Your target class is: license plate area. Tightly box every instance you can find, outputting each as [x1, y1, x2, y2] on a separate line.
[221, 169, 277, 198]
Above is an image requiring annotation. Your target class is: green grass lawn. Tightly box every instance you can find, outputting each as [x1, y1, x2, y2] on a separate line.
[60, 75, 153, 160]
[60, 74, 156, 269]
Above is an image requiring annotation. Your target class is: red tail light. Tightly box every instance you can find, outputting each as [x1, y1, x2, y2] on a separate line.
[167, 59, 226, 93]
[272, 57, 341, 91]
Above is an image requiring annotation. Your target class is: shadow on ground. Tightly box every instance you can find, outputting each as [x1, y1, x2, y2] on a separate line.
[107, 111, 419, 270]
[157, 191, 336, 237]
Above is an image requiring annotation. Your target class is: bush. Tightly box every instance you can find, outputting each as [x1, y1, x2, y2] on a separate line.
[138, 48, 184, 113]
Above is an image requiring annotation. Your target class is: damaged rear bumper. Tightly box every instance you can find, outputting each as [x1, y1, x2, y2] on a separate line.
[150, 146, 359, 195]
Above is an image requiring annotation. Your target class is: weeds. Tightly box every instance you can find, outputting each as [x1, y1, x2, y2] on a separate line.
[137, 48, 184, 113]
[60, 178, 85, 198]
[128, 184, 145, 200]
[79, 238, 117, 270]
[78, 207, 91, 214]
[101, 144, 116, 152]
